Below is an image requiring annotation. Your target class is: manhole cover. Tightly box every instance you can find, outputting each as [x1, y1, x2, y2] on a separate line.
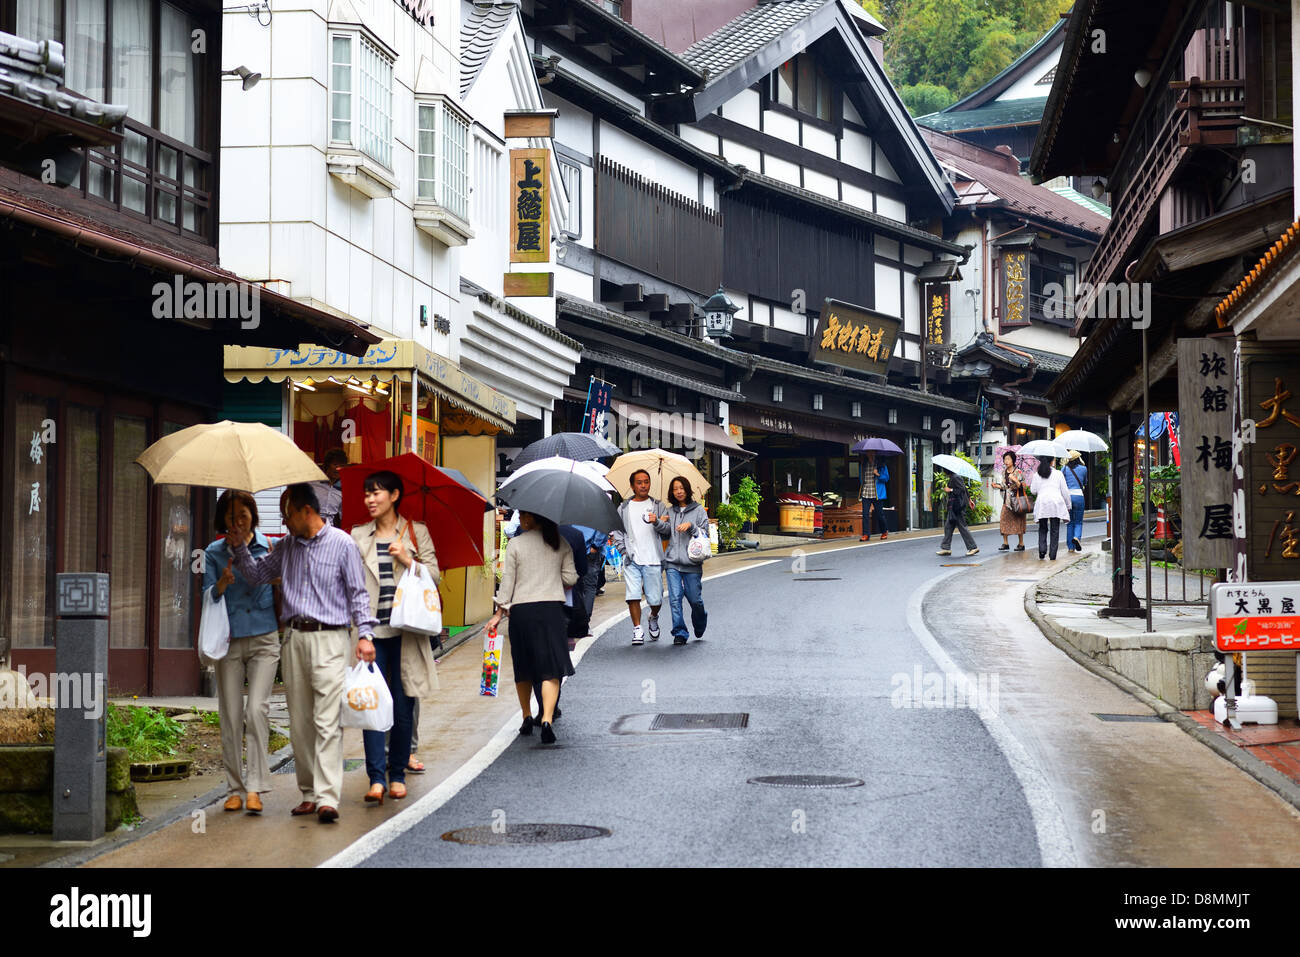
[441, 823, 611, 845]
[276, 758, 364, 774]
[793, 577, 842, 581]
[1093, 713, 1163, 723]
[748, 775, 864, 789]
[650, 712, 749, 730]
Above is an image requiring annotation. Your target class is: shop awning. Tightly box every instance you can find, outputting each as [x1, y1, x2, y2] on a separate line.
[612, 401, 753, 458]
[223, 340, 516, 432]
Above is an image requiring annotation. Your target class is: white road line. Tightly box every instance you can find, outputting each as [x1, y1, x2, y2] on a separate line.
[322, 560, 785, 867]
[906, 569, 1078, 868]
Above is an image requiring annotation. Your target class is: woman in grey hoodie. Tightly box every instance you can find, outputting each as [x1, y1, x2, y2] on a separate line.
[662, 476, 710, 646]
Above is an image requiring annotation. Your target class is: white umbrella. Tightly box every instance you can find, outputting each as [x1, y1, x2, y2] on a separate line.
[932, 454, 981, 483]
[1019, 439, 1069, 459]
[607, 449, 710, 501]
[1056, 429, 1109, 453]
[499, 455, 616, 493]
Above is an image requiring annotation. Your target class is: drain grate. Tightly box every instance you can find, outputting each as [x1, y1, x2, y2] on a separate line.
[276, 757, 364, 775]
[442, 823, 611, 845]
[793, 577, 842, 581]
[1093, 713, 1163, 723]
[748, 775, 864, 789]
[650, 712, 749, 731]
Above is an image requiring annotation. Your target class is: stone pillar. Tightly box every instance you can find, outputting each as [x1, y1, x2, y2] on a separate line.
[52, 573, 109, 842]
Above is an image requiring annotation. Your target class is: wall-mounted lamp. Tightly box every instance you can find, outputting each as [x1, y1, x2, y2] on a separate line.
[222, 65, 262, 90]
[420, 305, 428, 328]
[1134, 68, 1152, 89]
[1090, 180, 1106, 199]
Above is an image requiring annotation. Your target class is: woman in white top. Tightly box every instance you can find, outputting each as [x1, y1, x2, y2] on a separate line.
[1029, 458, 1072, 560]
[486, 511, 578, 745]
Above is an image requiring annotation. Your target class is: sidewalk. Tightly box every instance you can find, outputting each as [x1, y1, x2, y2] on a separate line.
[2, 521, 1026, 867]
[1026, 553, 1300, 812]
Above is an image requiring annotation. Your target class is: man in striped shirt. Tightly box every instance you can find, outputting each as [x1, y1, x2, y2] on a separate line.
[229, 483, 377, 824]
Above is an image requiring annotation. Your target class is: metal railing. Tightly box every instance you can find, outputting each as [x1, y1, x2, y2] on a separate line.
[1132, 468, 1214, 608]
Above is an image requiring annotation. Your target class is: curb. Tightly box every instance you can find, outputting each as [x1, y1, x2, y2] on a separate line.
[42, 734, 296, 869]
[1023, 557, 1300, 815]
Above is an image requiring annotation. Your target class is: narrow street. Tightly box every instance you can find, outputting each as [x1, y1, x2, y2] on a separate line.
[314, 522, 1300, 868]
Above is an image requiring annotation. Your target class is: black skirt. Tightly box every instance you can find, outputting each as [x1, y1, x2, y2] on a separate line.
[508, 601, 575, 684]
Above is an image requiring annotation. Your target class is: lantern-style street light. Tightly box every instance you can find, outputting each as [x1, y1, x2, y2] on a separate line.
[702, 286, 739, 339]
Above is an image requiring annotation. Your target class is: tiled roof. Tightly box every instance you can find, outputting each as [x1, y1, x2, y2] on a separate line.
[0, 31, 126, 126]
[1044, 182, 1111, 219]
[1215, 220, 1300, 327]
[460, 1, 515, 97]
[681, 0, 829, 78]
[915, 96, 1048, 134]
[957, 334, 1071, 374]
[928, 135, 1109, 237]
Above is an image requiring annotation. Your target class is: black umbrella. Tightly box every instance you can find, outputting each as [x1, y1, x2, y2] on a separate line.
[495, 468, 621, 531]
[510, 431, 621, 470]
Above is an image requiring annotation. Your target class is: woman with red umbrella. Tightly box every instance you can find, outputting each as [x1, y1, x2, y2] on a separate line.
[349, 470, 440, 804]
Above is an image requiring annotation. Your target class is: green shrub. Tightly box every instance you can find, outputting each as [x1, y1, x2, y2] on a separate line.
[106, 704, 186, 762]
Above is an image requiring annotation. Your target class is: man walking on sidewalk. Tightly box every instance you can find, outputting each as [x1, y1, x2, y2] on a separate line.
[229, 483, 377, 824]
[936, 473, 979, 558]
[610, 469, 671, 645]
[859, 452, 889, 542]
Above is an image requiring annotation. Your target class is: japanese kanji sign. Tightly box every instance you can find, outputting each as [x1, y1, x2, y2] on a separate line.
[808, 298, 900, 378]
[1000, 251, 1030, 329]
[510, 148, 549, 264]
[924, 284, 950, 347]
[1244, 351, 1300, 581]
[1178, 338, 1235, 567]
[1212, 582, 1300, 651]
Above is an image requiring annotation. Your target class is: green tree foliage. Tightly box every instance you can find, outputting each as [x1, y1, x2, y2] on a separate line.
[900, 82, 957, 116]
[857, 0, 1072, 109]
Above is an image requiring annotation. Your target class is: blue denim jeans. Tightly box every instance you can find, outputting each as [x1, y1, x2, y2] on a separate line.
[362, 635, 414, 787]
[665, 567, 707, 640]
[1067, 496, 1085, 550]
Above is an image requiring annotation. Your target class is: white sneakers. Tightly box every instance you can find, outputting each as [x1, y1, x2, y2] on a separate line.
[648, 613, 661, 641]
[632, 625, 644, 645]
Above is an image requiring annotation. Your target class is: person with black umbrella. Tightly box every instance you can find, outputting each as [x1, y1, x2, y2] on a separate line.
[485, 512, 578, 745]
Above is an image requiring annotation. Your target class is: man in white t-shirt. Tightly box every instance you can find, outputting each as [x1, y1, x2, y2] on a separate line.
[610, 469, 670, 644]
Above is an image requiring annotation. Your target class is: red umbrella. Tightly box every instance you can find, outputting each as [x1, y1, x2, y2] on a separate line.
[339, 452, 489, 570]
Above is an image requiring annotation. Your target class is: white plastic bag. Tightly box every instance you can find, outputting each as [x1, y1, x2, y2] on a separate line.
[341, 660, 394, 732]
[687, 528, 711, 563]
[198, 586, 231, 661]
[390, 562, 443, 637]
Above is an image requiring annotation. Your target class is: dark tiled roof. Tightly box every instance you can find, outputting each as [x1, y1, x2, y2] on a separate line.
[0, 31, 126, 126]
[915, 96, 1048, 133]
[459, 276, 582, 350]
[681, 0, 829, 78]
[460, 2, 515, 97]
[928, 135, 1109, 237]
[956, 333, 1071, 374]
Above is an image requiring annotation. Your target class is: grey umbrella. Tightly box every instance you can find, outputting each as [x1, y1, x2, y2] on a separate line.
[510, 431, 621, 470]
[495, 467, 621, 531]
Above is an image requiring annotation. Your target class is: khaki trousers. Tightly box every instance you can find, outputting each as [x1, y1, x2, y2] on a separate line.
[215, 630, 280, 795]
[281, 627, 351, 808]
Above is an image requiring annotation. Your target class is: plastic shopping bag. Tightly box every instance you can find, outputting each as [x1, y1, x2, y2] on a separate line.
[687, 528, 711, 563]
[341, 660, 394, 732]
[198, 586, 231, 661]
[390, 561, 443, 636]
[480, 629, 502, 697]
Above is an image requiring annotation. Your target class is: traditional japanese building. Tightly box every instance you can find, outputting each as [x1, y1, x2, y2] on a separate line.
[525, 0, 980, 532]
[0, 22, 377, 694]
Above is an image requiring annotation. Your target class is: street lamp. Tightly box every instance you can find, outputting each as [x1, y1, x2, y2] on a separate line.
[702, 286, 739, 339]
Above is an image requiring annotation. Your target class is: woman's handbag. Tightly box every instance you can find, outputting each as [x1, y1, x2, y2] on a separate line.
[480, 628, 502, 697]
[390, 524, 443, 637]
[342, 661, 394, 732]
[198, 586, 231, 661]
[1006, 473, 1031, 514]
[687, 528, 711, 563]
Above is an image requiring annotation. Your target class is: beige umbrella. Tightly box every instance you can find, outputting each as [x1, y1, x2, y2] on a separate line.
[607, 448, 710, 502]
[136, 420, 325, 492]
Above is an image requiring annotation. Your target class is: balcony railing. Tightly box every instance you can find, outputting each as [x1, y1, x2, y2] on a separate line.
[75, 119, 214, 246]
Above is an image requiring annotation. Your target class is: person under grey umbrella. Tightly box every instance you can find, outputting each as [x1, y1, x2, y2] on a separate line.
[510, 431, 620, 471]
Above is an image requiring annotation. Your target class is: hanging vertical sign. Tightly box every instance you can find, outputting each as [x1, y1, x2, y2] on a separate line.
[924, 283, 950, 346]
[1241, 345, 1300, 581]
[582, 377, 612, 438]
[1000, 250, 1030, 329]
[510, 148, 550, 264]
[1179, 339, 1234, 568]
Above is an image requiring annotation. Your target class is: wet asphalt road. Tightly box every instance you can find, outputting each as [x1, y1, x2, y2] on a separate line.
[357, 522, 1105, 868]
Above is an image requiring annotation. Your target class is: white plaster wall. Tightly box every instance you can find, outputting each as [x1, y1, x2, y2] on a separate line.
[721, 88, 762, 129]
[802, 123, 836, 157]
[876, 195, 908, 222]
[803, 168, 838, 200]
[763, 154, 801, 187]
[841, 128, 872, 170]
[874, 262, 901, 317]
[601, 123, 700, 199]
[773, 303, 806, 335]
[721, 138, 761, 170]
[841, 182, 873, 211]
[875, 143, 901, 183]
[679, 124, 720, 155]
[762, 109, 799, 146]
[999, 45, 1060, 100]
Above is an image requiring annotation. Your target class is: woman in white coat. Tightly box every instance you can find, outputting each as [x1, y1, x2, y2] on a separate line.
[1029, 458, 1071, 560]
